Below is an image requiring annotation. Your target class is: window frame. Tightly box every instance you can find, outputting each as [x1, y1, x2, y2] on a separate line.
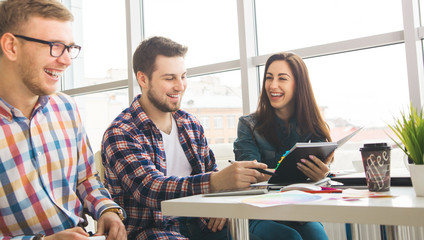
[62, 0, 424, 112]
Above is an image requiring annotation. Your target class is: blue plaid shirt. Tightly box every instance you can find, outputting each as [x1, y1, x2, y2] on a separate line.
[102, 95, 217, 239]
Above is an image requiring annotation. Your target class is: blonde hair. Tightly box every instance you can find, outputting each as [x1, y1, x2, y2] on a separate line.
[0, 0, 73, 55]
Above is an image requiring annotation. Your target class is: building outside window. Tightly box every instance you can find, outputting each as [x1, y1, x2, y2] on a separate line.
[214, 116, 224, 129]
[227, 115, 236, 129]
[199, 116, 211, 130]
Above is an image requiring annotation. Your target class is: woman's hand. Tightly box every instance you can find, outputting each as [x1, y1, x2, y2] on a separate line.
[296, 152, 333, 182]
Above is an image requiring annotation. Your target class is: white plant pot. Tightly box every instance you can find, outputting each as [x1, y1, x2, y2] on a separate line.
[409, 164, 424, 197]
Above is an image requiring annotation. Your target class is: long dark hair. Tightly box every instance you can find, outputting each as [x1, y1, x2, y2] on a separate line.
[255, 52, 331, 148]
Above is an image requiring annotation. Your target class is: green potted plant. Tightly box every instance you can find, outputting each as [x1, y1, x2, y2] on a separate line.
[388, 104, 424, 196]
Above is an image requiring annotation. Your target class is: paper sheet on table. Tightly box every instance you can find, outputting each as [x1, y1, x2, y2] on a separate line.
[241, 190, 328, 207]
[337, 188, 395, 201]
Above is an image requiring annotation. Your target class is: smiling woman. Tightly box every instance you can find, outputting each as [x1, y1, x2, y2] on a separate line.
[233, 52, 332, 240]
[235, 52, 331, 180]
[265, 60, 296, 116]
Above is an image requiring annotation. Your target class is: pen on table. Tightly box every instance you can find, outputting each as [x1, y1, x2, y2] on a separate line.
[227, 160, 274, 176]
[328, 172, 336, 178]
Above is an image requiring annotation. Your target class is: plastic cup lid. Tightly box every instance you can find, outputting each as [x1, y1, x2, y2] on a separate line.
[360, 143, 391, 151]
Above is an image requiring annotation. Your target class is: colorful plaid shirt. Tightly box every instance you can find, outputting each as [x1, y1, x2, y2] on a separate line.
[0, 92, 122, 239]
[102, 95, 217, 239]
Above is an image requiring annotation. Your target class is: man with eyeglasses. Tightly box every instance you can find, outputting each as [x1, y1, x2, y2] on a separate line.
[0, 0, 126, 239]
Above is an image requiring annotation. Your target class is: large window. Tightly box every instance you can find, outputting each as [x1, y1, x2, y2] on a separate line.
[306, 44, 409, 170]
[305, 45, 408, 129]
[64, 0, 424, 172]
[73, 89, 128, 152]
[143, 0, 239, 68]
[65, 0, 128, 89]
[255, 0, 403, 55]
[182, 71, 243, 145]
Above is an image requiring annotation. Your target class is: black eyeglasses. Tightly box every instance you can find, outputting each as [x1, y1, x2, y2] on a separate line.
[14, 34, 81, 59]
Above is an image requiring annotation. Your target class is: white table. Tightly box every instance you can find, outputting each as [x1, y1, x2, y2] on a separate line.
[161, 187, 424, 239]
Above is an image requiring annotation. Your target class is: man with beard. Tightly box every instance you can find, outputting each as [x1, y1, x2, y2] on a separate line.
[0, 0, 126, 239]
[102, 36, 267, 239]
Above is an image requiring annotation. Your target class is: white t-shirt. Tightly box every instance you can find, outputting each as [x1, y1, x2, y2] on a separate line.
[160, 117, 193, 177]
